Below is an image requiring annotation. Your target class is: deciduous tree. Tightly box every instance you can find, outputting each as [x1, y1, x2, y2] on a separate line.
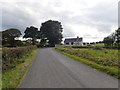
[2, 28, 21, 47]
[23, 26, 38, 45]
[40, 20, 63, 46]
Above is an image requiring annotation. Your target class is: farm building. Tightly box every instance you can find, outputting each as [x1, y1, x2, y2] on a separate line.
[64, 36, 83, 46]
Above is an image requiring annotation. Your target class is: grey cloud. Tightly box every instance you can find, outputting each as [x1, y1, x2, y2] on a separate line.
[60, 1, 118, 34]
[2, 2, 41, 35]
[63, 26, 76, 37]
[1, 0, 118, 40]
[118, 1, 120, 27]
[1, 2, 75, 37]
[85, 1, 117, 33]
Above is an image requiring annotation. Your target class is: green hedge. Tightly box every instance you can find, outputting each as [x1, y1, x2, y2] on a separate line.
[2, 45, 37, 72]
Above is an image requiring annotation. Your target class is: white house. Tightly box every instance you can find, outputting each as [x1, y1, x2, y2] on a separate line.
[64, 36, 83, 46]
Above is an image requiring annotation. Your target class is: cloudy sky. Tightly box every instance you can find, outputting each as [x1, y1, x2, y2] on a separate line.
[0, 0, 119, 42]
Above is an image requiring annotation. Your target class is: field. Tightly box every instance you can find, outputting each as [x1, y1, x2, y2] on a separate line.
[55, 46, 120, 78]
[90, 43, 104, 47]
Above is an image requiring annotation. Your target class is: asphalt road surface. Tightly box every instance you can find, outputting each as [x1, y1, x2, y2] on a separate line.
[19, 48, 118, 88]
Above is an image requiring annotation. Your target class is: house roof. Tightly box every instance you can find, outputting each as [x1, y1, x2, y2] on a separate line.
[64, 37, 83, 43]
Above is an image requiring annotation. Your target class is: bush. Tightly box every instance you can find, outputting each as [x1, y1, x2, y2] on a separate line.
[2, 45, 37, 72]
[93, 46, 102, 50]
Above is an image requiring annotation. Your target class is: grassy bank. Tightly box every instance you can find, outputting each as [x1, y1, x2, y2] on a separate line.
[2, 46, 37, 72]
[2, 49, 38, 89]
[55, 46, 119, 78]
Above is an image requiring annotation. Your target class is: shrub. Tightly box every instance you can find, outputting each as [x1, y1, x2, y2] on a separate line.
[2, 45, 37, 72]
[93, 46, 102, 50]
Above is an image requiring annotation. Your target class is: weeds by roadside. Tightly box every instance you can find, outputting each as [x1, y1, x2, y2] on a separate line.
[2, 47, 38, 89]
[55, 46, 120, 78]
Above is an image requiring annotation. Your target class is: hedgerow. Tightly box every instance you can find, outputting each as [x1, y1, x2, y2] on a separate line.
[2, 45, 37, 72]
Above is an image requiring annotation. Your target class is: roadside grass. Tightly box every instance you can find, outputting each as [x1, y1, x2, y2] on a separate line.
[2, 49, 38, 89]
[0, 74, 2, 90]
[0, 50, 2, 90]
[54, 47, 119, 78]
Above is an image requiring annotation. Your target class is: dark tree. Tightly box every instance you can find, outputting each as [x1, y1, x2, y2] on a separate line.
[98, 41, 103, 43]
[103, 36, 114, 47]
[103, 28, 120, 48]
[115, 28, 120, 44]
[40, 20, 63, 47]
[2, 28, 21, 47]
[23, 26, 38, 45]
[39, 38, 48, 47]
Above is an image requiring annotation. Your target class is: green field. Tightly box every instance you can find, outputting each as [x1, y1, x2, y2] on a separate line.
[55, 46, 119, 78]
[90, 43, 104, 47]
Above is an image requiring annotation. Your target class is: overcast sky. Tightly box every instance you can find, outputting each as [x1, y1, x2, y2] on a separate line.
[0, 0, 119, 42]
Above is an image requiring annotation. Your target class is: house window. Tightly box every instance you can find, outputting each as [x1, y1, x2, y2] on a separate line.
[66, 43, 69, 45]
[71, 42, 74, 45]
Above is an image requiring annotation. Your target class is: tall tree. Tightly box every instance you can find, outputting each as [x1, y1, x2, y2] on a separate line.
[115, 27, 120, 44]
[40, 20, 63, 46]
[23, 26, 38, 45]
[2, 28, 21, 47]
[103, 36, 114, 47]
[103, 27, 120, 47]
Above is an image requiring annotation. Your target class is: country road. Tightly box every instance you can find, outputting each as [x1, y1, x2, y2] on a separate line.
[19, 48, 118, 88]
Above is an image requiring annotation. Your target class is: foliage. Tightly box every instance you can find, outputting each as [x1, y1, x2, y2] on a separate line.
[23, 26, 38, 45]
[103, 36, 114, 47]
[40, 20, 63, 47]
[2, 45, 37, 72]
[14, 40, 24, 46]
[2, 28, 21, 47]
[2, 49, 38, 89]
[103, 27, 120, 48]
[38, 38, 48, 47]
[72, 44, 104, 49]
[115, 27, 120, 48]
[93, 46, 103, 50]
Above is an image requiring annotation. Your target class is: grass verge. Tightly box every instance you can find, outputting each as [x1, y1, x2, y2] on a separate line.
[2, 49, 38, 89]
[54, 48, 119, 79]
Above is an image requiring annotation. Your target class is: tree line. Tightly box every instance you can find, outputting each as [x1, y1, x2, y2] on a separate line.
[103, 28, 120, 48]
[1, 19, 120, 48]
[2, 20, 63, 47]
